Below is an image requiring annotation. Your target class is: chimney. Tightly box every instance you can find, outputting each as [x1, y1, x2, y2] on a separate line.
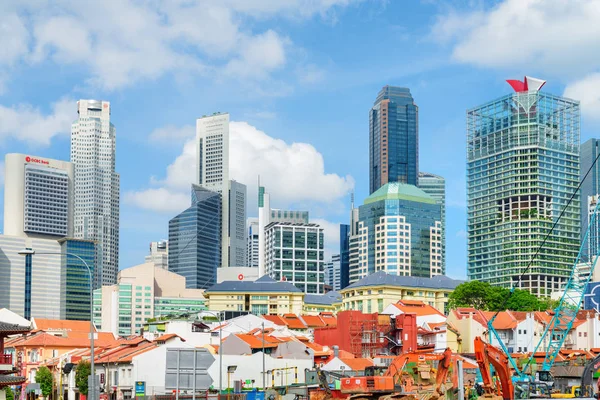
[333, 345, 339, 358]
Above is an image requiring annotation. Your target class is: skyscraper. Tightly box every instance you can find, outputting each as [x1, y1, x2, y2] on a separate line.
[247, 218, 259, 268]
[168, 185, 221, 289]
[264, 221, 325, 294]
[196, 113, 230, 268]
[229, 180, 247, 266]
[71, 100, 120, 288]
[348, 182, 442, 283]
[418, 172, 446, 274]
[4, 153, 74, 238]
[325, 254, 341, 291]
[369, 86, 418, 194]
[339, 223, 350, 290]
[467, 77, 580, 295]
[581, 139, 600, 255]
[145, 240, 169, 269]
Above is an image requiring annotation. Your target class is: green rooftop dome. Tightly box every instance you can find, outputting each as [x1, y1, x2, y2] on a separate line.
[364, 182, 435, 205]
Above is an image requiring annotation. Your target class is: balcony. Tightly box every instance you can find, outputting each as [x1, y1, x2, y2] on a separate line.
[0, 354, 13, 372]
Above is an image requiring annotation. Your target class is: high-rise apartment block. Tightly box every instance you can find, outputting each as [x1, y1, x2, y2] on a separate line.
[257, 185, 309, 276]
[418, 172, 446, 273]
[369, 86, 419, 193]
[169, 185, 221, 289]
[581, 139, 600, 257]
[467, 77, 580, 294]
[349, 183, 442, 284]
[71, 99, 120, 288]
[145, 240, 168, 269]
[247, 218, 259, 268]
[264, 222, 325, 294]
[4, 153, 74, 238]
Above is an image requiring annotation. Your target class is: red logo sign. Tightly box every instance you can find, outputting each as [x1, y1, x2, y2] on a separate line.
[25, 156, 49, 165]
[238, 274, 244, 281]
[103, 104, 108, 109]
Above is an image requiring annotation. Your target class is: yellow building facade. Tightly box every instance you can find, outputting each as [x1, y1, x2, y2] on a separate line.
[339, 272, 461, 314]
[205, 276, 305, 315]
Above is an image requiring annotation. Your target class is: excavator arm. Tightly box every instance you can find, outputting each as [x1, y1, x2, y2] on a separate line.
[581, 352, 600, 397]
[385, 348, 453, 395]
[474, 337, 514, 400]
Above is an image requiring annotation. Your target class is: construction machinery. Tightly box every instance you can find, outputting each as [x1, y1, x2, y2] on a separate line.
[340, 348, 453, 400]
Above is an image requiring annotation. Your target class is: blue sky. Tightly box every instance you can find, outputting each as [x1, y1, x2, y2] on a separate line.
[1, 0, 600, 279]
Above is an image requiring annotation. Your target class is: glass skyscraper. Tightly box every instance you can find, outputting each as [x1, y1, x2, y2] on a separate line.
[467, 77, 580, 295]
[60, 238, 96, 321]
[349, 182, 442, 282]
[339, 223, 350, 289]
[369, 86, 418, 194]
[169, 184, 221, 289]
[581, 139, 600, 256]
[418, 172, 446, 274]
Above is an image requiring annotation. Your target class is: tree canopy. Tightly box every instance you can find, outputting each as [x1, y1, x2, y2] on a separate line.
[448, 281, 558, 312]
[35, 366, 53, 398]
[4, 387, 14, 400]
[75, 361, 91, 396]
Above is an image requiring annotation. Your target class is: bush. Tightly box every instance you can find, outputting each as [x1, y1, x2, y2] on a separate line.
[75, 361, 91, 396]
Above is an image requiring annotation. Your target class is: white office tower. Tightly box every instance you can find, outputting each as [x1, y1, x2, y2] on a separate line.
[196, 112, 230, 267]
[229, 180, 247, 266]
[4, 153, 74, 238]
[247, 218, 259, 268]
[71, 100, 120, 288]
[145, 240, 168, 269]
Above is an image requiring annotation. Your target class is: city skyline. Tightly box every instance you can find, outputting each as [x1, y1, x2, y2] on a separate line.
[2, 1, 600, 280]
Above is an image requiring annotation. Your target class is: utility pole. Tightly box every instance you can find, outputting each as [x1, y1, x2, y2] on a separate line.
[262, 322, 266, 390]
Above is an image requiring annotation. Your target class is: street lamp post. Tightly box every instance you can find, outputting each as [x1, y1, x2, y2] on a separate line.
[201, 311, 223, 392]
[18, 249, 96, 400]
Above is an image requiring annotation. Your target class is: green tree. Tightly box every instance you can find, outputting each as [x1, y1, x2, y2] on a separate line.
[448, 281, 506, 310]
[4, 387, 14, 400]
[504, 289, 543, 311]
[75, 361, 91, 396]
[35, 366, 54, 398]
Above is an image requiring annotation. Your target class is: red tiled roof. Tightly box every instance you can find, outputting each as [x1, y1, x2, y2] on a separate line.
[428, 322, 445, 330]
[95, 342, 157, 364]
[281, 314, 307, 329]
[235, 334, 278, 349]
[33, 319, 96, 333]
[338, 350, 354, 359]
[393, 300, 445, 317]
[301, 315, 327, 328]
[304, 342, 331, 357]
[340, 358, 373, 371]
[262, 315, 288, 326]
[153, 334, 185, 343]
[319, 313, 337, 326]
[14, 331, 116, 348]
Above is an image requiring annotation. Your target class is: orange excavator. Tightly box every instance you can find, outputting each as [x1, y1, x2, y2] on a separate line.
[474, 337, 514, 400]
[340, 348, 453, 400]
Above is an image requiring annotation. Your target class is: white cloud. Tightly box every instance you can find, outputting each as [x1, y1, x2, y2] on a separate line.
[125, 121, 354, 213]
[0, 98, 74, 146]
[564, 73, 600, 121]
[432, 0, 600, 77]
[124, 188, 190, 214]
[0, 0, 356, 91]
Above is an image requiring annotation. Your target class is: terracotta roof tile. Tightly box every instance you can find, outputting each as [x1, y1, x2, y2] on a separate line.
[33, 318, 96, 333]
[319, 313, 337, 326]
[340, 358, 373, 371]
[235, 334, 278, 349]
[262, 315, 288, 326]
[153, 334, 185, 343]
[305, 342, 331, 357]
[338, 350, 354, 359]
[281, 314, 307, 329]
[301, 315, 327, 328]
[393, 300, 445, 317]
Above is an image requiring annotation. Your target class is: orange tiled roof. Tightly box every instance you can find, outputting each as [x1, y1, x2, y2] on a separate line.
[338, 350, 354, 359]
[95, 341, 157, 363]
[340, 358, 373, 371]
[304, 342, 331, 357]
[393, 300, 444, 317]
[153, 334, 184, 343]
[281, 314, 307, 329]
[301, 315, 327, 328]
[14, 331, 116, 348]
[33, 319, 96, 333]
[319, 313, 337, 326]
[262, 315, 288, 326]
[428, 322, 445, 330]
[235, 334, 278, 349]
